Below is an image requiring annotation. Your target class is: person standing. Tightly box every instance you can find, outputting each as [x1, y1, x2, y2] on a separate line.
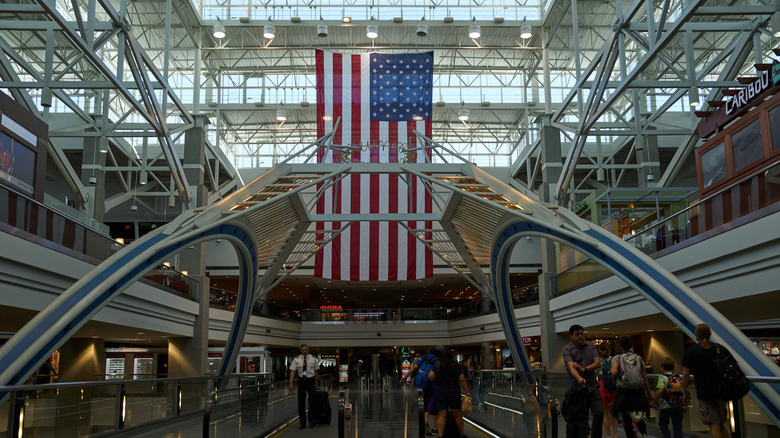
[562, 324, 604, 438]
[682, 323, 729, 438]
[428, 347, 470, 438]
[288, 343, 319, 429]
[610, 336, 652, 438]
[354, 359, 364, 386]
[652, 357, 684, 438]
[597, 342, 618, 438]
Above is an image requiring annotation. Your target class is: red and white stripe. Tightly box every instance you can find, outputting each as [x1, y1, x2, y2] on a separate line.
[314, 50, 433, 281]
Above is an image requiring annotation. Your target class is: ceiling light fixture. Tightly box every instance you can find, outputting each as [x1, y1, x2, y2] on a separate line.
[520, 18, 532, 39]
[458, 100, 469, 121]
[417, 17, 428, 37]
[689, 85, 700, 107]
[468, 17, 481, 39]
[317, 21, 328, 37]
[366, 18, 378, 39]
[263, 23, 276, 39]
[276, 108, 287, 121]
[213, 22, 226, 39]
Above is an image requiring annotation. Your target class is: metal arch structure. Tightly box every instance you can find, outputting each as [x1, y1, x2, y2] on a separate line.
[489, 215, 780, 427]
[0, 211, 261, 388]
[0, 132, 778, 423]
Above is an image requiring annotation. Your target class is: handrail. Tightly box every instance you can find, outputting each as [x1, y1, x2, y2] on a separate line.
[338, 380, 356, 438]
[201, 377, 285, 438]
[2, 184, 112, 238]
[416, 387, 425, 438]
[629, 157, 780, 241]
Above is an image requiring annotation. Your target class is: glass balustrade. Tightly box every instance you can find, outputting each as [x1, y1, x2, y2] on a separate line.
[553, 159, 780, 296]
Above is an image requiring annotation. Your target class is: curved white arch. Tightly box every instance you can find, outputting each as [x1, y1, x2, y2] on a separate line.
[491, 218, 780, 426]
[0, 220, 258, 388]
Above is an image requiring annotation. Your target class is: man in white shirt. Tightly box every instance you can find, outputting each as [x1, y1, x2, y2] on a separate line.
[288, 343, 319, 429]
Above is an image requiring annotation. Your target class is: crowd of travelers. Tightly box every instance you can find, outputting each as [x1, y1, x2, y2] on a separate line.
[562, 323, 749, 438]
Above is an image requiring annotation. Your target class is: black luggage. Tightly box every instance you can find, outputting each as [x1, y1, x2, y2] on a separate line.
[308, 389, 332, 426]
[442, 409, 460, 437]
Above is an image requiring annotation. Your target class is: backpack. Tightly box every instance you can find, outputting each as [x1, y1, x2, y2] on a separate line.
[662, 373, 686, 407]
[413, 354, 438, 389]
[561, 384, 589, 424]
[600, 356, 617, 391]
[618, 353, 643, 389]
[713, 344, 750, 401]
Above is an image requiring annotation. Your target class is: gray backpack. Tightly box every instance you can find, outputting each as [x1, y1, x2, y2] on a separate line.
[618, 353, 643, 389]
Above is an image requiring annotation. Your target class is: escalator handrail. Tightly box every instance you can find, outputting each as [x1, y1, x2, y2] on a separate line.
[338, 379, 357, 438]
[417, 387, 425, 438]
[201, 378, 281, 438]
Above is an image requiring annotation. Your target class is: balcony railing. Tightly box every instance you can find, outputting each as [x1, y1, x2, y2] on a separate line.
[552, 159, 780, 296]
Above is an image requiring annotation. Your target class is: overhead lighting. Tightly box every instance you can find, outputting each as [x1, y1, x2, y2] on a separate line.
[139, 170, 147, 185]
[366, 19, 378, 39]
[417, 17, 428, 37]
[276, 108, 287, 121]
[520, 20, 532, 39]
[458, 108, 469, 121]
[689, 85, 700, 107]
[468, 18, 481, 39]
[317, 22, 328, 37]
[213, 23, 226, 39]
[412, 114, 423, 121]
[263, 23, 275, 39]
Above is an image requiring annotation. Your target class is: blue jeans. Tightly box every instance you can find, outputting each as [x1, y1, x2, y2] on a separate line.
[658, 407, 684, 438]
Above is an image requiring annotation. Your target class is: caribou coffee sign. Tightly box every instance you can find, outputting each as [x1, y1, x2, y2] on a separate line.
[725, 69, 771, 115]
[697, 62, 780, 138]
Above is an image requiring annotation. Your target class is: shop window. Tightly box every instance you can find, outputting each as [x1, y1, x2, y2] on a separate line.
[731, 119, 764, 171]
[700, 142, 727, 188]
[769, 105, 780, 151]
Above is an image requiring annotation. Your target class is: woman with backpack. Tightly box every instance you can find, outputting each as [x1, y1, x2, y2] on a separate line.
[610, 336, 652, 438]
[428, 347, 470, 438]
[652, 357, 685, 438]
[598, 342, 619, 438]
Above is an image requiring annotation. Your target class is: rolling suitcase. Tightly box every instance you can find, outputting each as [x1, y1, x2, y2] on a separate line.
[308, 389, 332, 426]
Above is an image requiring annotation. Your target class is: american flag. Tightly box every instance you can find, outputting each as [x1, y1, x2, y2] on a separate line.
[314, 50, 434, 281]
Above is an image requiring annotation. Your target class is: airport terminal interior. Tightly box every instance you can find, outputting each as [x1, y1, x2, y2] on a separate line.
[0, 0, 779, 436]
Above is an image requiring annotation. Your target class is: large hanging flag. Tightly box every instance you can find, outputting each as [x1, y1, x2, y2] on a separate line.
[314, 50, 434, 281]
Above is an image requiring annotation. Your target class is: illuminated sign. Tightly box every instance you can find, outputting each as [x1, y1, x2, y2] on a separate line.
[725, 69, 771, 115]
[320, 305, 343, 310]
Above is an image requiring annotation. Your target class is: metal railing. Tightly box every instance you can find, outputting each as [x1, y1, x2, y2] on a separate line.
[552, 158, 780, 296]
[490, 370, 780, 438]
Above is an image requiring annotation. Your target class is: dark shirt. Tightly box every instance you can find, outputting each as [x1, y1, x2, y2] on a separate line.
[432, 361, 465, 396]
[682, 342, 719, 401]
[562, 340, 599, 392]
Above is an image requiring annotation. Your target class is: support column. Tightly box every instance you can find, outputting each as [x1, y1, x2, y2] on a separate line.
[169, 116, 210, 377]
[636, 113, 660, 187]
[538, 114, 568, 372]
[58, 338, 105, 382]
[539, 114, 562, 203]
[81, 136, 107, 222]
[481, 342, 496, 370]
